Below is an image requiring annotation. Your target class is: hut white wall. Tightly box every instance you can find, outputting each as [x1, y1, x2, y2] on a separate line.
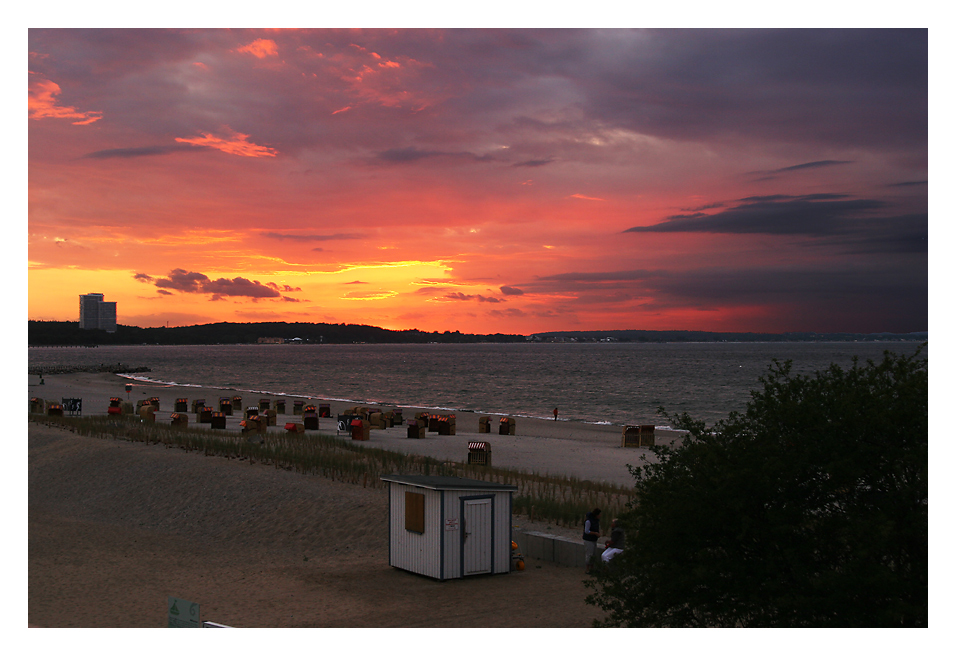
[388, 484, 444, 579]
[389, 482, 513, 580]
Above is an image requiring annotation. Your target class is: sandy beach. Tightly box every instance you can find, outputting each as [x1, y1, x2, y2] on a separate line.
[29, 372, 683, 488]
[28, 372, 686, 628]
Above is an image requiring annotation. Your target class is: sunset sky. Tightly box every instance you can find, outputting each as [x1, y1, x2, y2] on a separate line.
[27, 28, 928, 334]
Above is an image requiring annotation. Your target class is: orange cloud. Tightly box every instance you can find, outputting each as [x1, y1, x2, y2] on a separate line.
[28, 78, 102, 125]
[175, 128, 278, 157]
[236, 38, 278, 58]
[568, 193, 606, 201]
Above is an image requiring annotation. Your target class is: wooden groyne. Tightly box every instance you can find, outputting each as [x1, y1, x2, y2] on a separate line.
[28, 364, 152, 376]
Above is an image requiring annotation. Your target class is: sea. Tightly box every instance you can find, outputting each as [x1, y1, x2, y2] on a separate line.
[27, 341, 925, 428]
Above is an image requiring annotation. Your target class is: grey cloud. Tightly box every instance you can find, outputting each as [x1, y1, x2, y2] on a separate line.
[771, 160, 853, 173]
[82, 143, 200, 159]
[377, 146, 444, 163]
[139, 268, 299, 300]
[624, 194, 927, 254]
[154, 269, 210, 293]
[446, 292, 503, 303]
[31, 29, 926, 163]
[500, 285, 524, 295]
[375, 146, 498, 165]
[512, 158, 554, 167]
[488, 308, 527, 318]
[886, 180, 928, 187]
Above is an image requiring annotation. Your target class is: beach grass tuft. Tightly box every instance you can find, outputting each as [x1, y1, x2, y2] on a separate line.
[30, 414, 633, 527]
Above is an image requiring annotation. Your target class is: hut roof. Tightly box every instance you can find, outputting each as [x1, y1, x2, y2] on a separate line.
[380, 474, 517, 492]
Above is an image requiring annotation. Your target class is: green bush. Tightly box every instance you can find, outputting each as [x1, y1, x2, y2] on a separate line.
[586, 348, 927, 627]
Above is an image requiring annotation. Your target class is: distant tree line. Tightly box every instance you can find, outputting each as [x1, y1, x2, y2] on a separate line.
[27, 321, 526, 346]
[27, 321, 928, 347]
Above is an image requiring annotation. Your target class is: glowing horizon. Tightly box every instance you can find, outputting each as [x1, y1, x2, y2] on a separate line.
[28, 29, 927, 334]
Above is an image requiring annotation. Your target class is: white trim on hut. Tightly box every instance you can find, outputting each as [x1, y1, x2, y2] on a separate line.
[380, 475, 517, 581]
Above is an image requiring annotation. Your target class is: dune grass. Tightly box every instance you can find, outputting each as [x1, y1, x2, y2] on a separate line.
[30, 413, 634, 528]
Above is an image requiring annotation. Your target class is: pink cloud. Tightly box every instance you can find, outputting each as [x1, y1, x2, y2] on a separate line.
[175, 127, 278, 157]
[236, 38, 279, 58]
[28, 78, 102, 125]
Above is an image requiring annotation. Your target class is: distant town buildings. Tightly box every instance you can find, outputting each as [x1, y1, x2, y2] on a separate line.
[78, 293, 117, 332]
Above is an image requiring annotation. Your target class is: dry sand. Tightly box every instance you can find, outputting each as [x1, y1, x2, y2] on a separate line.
[27, 372, 681, 629]
[29, 372, 682, 487]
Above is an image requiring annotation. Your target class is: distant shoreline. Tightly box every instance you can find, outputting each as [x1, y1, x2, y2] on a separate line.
[27, 319, 928, 347]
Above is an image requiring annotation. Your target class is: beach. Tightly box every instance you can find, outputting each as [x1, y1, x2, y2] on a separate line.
[27, 372, 677, 628]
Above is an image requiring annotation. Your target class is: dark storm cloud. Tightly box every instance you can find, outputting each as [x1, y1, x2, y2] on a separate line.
[527, 264, 927, 331]
[624, 194, 927, 254]
[651, 266, 924, 304]
[574, 29, 926, 149]
[530, 264, 926, 305]
[628, 194, 883, 235]
[138, 268, 300, 300]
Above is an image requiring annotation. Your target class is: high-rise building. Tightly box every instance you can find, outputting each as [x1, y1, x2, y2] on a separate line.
[78, 293, 117, 332]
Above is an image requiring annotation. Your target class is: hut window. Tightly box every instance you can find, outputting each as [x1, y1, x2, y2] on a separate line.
[405, 491, 425, 534]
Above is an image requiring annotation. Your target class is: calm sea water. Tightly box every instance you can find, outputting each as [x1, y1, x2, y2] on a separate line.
[28, 342, 924, 427]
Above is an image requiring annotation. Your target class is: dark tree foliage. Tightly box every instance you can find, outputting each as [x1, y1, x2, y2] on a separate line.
[27, 320, 525, 346]
[586, 348, 927, 627]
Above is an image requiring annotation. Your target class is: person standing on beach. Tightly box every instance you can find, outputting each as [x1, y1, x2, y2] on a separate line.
[553, 407, 559, 421]
[602, 518, 624, 563]
[583, 508, 601, 572]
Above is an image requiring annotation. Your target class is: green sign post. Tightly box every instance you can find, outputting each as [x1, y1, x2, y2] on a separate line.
[168, 596, 201, 628]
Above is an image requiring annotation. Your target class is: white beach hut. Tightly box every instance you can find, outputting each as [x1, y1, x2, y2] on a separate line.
[380, 474, 518, 580]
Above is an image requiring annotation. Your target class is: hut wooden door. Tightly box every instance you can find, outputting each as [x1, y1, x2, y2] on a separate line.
[461, 497, 493, 575]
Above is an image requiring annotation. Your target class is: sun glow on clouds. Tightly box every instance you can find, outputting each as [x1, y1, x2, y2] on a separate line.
[27, 30, 928, 334]
[28, 77, 102, 125]
[236, 39, 279, 58]
[174, 128, 278, 157]
[340, 290, 398, 301]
